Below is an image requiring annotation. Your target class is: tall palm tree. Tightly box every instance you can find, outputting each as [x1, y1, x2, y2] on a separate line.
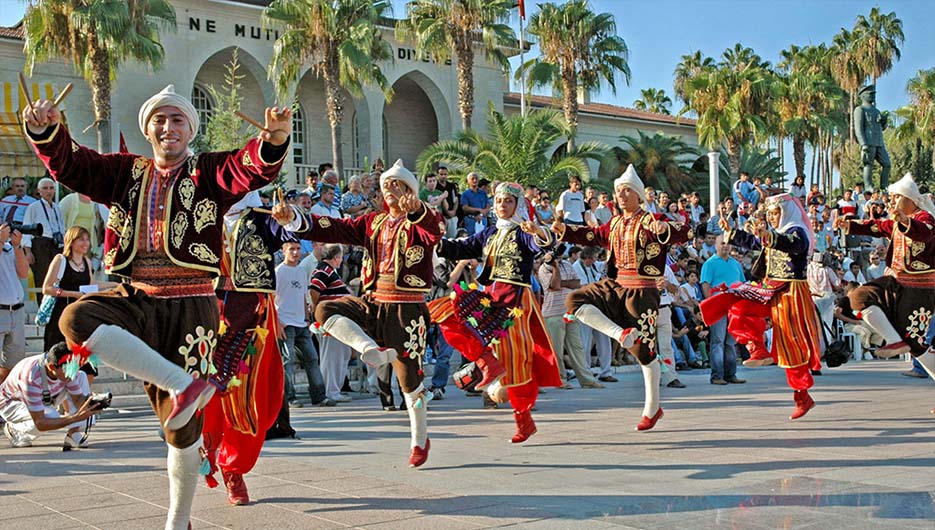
[673, 50, 714, 104]
[263, 0, 394, 178]
[853, 7, 904, 86]
[22, 0, 177, 152]
[517, 0, 630, 151]
[398, 0, 515, 130]
[417, 103, 605, 191]
[678, 44, 774, 178]
[897, 68, 935, 173]
[830, 28, 868, 144]
[632, 88, 672, 115]
[613, 131, 699, 194]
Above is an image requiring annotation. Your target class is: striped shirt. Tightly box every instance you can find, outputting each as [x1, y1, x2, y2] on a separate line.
[0, 355, 82, 412]
[310, 264, 351, 300]
[537, 261, 577, 318]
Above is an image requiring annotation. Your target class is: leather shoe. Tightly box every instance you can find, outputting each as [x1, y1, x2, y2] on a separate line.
[580, 381, 605, 389]
[902, 370, 928, 379]
[666, 379, 686, 388]
[409, 438, 430, 468]
[598, 375, 618, 383]
[710, 378, 728, 385]
[636, 407, 664, 431]
[725, 376, 746, 384]
[688, 360, 704, 369]
[222, 470, 249, 506]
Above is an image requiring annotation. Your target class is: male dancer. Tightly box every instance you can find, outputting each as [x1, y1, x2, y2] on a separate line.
[23, 85, 290, 530]
[836, 174, 935, 386]
[273, 159, 442, 467]
[552, 165, 690, 431]
[203, 190, 300, 505]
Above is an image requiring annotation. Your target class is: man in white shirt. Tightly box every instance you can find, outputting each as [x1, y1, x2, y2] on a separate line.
[555, 175, 586, 225]
[807, 253, 840, 335]
[275, 241, 331, 408]
[866, 252, 886, 280]
[842, 261, 867, 285]
[21, 178, 65, 305]
[310, 184, 342, 219]
[0, 177, 36, 224]
[0, 223, 29, 385]
[572, 248, 615, 382]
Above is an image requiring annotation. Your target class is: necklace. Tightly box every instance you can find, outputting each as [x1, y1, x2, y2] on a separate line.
[69, 257, 85, 271]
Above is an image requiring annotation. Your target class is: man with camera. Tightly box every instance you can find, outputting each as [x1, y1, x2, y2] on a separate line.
[0, 223, 29, 386]
[21, 177, 65, 305]
[0, 342, 105, 449]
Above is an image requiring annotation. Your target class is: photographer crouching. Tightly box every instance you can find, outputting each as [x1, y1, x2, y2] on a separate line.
[0, 342, 109, 450]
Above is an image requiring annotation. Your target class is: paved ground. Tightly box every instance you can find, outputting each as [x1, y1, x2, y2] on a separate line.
[3, 359, 935, 530]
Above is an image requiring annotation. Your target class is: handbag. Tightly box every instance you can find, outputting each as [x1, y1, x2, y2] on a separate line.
[820, 318, 849, 368]
[35, 255, 66, 326]
[453, 362, 482, 391]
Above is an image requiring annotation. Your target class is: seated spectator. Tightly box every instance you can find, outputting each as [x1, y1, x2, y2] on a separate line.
[866, 252, 885, 281]
[842, 262, 866, 285]
[535, 191, 555, 226]
[0, 343, 101, 449]
[340, 176, 372, 218]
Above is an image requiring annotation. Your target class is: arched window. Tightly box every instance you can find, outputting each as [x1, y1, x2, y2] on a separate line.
[292, 105, 305, 165]
[190, 85, 213, 136]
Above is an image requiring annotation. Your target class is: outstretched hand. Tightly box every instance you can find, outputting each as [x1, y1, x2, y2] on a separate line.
[551, 219, 566, 235]
[260, 107, 292, 146]
[520, 220, 545, 238]
[651, 220, 669, 235]
[271, 188, 296, 225]
[22, 99, 61, 134]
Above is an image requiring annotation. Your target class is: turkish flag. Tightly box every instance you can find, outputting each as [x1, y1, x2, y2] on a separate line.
[118, 131, 128, 153]
[518, 0, 525, 18]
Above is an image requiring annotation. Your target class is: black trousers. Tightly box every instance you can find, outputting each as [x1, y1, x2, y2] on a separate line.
[30, 237, 61, 305]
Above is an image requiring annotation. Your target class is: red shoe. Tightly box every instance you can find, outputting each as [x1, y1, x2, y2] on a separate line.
[510, 409, 538, 443]
[474, 350, 506, 391]
[409, 438, 430, 468]
[222, 469, 249, 506]
[875, 341, 911, 359]
[790, 390, 815, 420]
[164, 378, 215, 432]
[636, 407, 664, 431]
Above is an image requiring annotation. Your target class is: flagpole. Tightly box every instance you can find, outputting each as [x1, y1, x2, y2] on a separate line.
[518, 2, 526, 117]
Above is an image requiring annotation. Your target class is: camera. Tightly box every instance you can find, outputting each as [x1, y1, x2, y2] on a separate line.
[8, 222, 44, 237]
[89, 392, 113, 411]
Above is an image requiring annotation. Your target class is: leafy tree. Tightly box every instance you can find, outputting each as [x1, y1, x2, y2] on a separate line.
[609, 131, 699, 195]
[673, 50, 714, 105]
[853, 7, 904, 86]
[895, 68, 935, 175]
[191, 49, 253, 154]
[633, 88, 672, 115]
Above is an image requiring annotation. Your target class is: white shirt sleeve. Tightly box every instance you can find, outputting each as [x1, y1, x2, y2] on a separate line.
[21, 202, 37, 248]
[572, 260, 587, 284]
[556, 191, 568, 214]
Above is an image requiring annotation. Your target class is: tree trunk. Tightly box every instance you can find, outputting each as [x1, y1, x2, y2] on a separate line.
[88, 35, 112, 153]
[848, 92, 855, 144]
[560, 66, 579, 152]
[455, 38, 474, 131]
[792, 133, 806, 178]
[727, 138, 741, 179]
[323, 61, 345, 179]
[809, 139, 817, 185]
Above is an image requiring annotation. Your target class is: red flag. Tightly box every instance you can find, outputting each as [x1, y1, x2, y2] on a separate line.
[518, 0, 525, 19]
[119, 131, 128, 153]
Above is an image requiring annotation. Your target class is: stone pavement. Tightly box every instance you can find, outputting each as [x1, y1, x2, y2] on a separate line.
[3, 360, 935, 530]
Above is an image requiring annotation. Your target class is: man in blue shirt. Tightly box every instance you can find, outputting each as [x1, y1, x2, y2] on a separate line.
[732, 171, 761, 208]
[700, 234, 747, 385]
[460, 172, 489, 235]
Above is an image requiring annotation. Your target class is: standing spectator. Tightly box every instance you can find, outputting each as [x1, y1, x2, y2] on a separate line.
[0, 177, 36, 224]
[318, 169, 342, 204]
[700, 234, 747, 385]
[301, 170, 319, 197]
[310, 183, 341, 218]
[593, 192, 614, 226]
[340, 176, 372, 218]
[310, 244, 353, 404]
[644, 187, 660, 214]
[59, 193, 104, 263]
[585, 197, 601, 227]
[555, 175, 586, 225]
[419, 173, 448, 213]
[0, 223, 28, 385]
[275, 241, 331, 408]
[41, 227, 99, 353]
[22, 178, 65, 305]
[657, 266, 686, 388]
[572, 247, 615, 382]
[436, 166, 460, 237]
[790, 175, 807, 202]
[688, 192, 705, 225]
[460, 172, 489, 235]
[535, 191, 555, 226]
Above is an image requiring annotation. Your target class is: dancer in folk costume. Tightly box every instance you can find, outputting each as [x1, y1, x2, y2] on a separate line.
[202, 190, 302, 505]
[23, 85, 291, 530]
[428, 182, 562, 443]
[273, 160, 442, 467]
[701, 193, 822, 420]
[835, 174, 935, 396]
[553, 165, 690, 431]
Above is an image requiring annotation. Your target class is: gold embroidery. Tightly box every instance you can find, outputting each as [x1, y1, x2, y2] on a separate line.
[189, 243, 220, 264]
[128, 179, 141, 205]
[242, 152, 254, 167]
[370, 213, 388, 235]
[119, 217, 133, 251]
[636, 249, 644, 265]
[644, 265, 661, 276]
[178, 178, 195, 210]
[870, 224, 880, 233]
[646, 243, 661, 259]
[641, 215, 653, 229]
[131, 157, 149, 180]
[318, 217, 332, 228]
[171, 212, 187, 249]
[907, 307, 933, 347]
[639, 230, 648, 248]
[103, 248, 117, 267]
[586, 231, 595, 241]
[405, 246, 425, 268]
[232, 218, 273, 289]
[403, 274, 426, 287]
[911, 261, 931, 271]
[187, 156, 199, 177]
[71, 141, 79, 152]
[766, 248, 793, 279]
[177, 325, 217, 379]
[193, 199, 217, 233]
[911, 241, 925, 256]
[107, 205, 127, 233]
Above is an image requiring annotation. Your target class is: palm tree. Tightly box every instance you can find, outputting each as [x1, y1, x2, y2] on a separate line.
[518, 0, 630, 151]
[417, 103, 606, 191]
[830, 28, 868, 144]
[398, 0, 515, 130]
[633, 88, 672, 115]
[263, 0, 394, 178]
[612, 131, 699, 194]
[853, 7, 904, 86]
[22, 0, 177, 152]
[897, 68, 935, 173]
[673, 50, 714, 104]
[678, 44, 774, 178]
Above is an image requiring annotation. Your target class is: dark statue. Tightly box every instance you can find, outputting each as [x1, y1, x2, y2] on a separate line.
[853, 85, 891, 190]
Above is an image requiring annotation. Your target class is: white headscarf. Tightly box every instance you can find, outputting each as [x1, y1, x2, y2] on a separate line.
[138, 84, 199, 139]
[765, 193, 815, 252]
[888, 173, 935, 217]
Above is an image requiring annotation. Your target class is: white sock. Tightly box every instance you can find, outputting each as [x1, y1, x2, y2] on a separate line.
[165, 440, 201, 530]
[916, 352, 935, 380]
[574, 305, 626, 346]
[403, 385, 428, 448]
[641, 360, 661, 418]
[859, 306, 903, 345]
[321, 315, 379, 354]
[87, 325, 193, 393]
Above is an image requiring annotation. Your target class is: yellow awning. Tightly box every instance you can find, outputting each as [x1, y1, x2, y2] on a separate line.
[0, 81, 64, 178]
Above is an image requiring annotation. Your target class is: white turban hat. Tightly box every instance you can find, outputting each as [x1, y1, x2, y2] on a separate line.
[379, 159, 419, 195]
[888, 173, 935, 217]
[613, 164, 646, 203]
[138, 84, 199, 139]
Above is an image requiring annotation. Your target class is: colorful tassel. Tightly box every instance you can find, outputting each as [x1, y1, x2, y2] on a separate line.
[238, 360, 249, 374]
[207, 363, 218, 375]
[228, 376, 242, 388]
[466, 316, 478, 327]
[254, 326, 269, 343]
[218, 320, 228, 336]
[480, 298, 491, 308]
[198, 457, 211, 476]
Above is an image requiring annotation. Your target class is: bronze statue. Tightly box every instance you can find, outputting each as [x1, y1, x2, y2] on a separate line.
[853, 85, 891, 190]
